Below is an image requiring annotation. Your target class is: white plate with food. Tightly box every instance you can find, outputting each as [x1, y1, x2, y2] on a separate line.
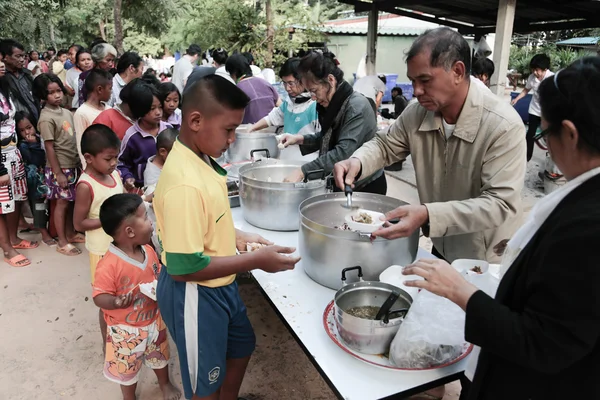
[139, 280, 157, 301]
[344, 209, 386, 233]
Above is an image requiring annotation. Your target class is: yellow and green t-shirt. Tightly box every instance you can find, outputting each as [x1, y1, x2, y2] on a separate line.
[154, 139, 236, 288]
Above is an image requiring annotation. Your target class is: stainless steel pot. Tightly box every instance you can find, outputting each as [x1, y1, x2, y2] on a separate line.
[226, 125, 280, 163]
[238, 157, 327, 231]
[299, 192, 419, 289]
[334, 266, 413, 355]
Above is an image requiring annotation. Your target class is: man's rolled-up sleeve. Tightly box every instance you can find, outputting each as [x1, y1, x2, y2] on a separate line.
[425, 120, 526, 237]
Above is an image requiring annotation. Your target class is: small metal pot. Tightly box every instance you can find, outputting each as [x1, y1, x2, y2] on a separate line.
[226, 126, 280, 163]
[334, 266, 413, 355]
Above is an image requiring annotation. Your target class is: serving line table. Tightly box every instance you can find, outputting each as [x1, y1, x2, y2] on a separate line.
[232, 208, 471, 400]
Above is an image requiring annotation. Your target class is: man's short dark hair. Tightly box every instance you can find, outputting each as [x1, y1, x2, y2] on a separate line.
[116, 51, 143, 74]
[406, 27, 472, 75]
[81, 124, 121, 156]
[0, 39, 24, 57]
[187, 44, 202, 56]
[472, 57, 495, 79]
[530, 54, 551, 71]
[391, 86, 403, 95]
[100, 194, 143, 238]
[279, 58, 301, 80]
[84, 69, 113, 93]
[182, 75, 250, 116]
[156, 128, 178, 151]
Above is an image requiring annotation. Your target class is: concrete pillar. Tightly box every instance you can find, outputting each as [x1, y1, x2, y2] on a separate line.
[491, 0, 517, 97]
[366, 5, 378, 76]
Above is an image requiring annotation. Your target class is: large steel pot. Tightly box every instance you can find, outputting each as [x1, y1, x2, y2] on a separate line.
[334, 266, 413, 355]
[238, 156, 327, 231]
[226, 125, 280, 163]
[299, 192, 419, 289]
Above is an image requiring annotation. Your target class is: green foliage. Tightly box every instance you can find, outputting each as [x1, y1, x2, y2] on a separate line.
[509, 43, 588, 76]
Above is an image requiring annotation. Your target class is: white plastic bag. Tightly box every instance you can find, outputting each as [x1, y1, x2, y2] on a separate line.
[389, 289, 466, 368]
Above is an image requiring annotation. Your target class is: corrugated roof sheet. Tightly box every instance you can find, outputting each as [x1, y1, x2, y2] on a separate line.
[321, 26, 428, 36]
[556, 37, 599, 46]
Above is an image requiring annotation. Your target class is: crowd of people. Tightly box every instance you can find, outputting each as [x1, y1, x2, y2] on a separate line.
[2, 25, 600, 400]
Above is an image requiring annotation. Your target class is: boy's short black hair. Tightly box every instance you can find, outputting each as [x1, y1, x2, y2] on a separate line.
[530, 54, 551, 71]
[116, 51, 143, 74]
[100, 194, 143, 238]
[84, 68, 113, 93]
[472, 57, 495, 79]
[32, 73, 67, 103]
[181, 75, 250, 116]
[158, 82, 181, 104]
[391, 86, 403, 95]
[81, 124, 120, 156]
[156, 128, 178, 151]
[129, 82, 160, 119]
[187, 44, 202, 56]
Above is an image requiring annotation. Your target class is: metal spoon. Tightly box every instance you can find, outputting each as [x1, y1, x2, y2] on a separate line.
[340, 184, 360, 210]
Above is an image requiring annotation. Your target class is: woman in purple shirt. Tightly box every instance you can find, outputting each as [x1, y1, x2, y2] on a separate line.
[117, 82, 171, 190]
[226, 54, 281, 124]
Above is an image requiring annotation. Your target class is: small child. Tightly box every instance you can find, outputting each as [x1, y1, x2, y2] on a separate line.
[118, 83, 171, 191]
[93, 193, 180, 400]
[74, 69, 113, 167]
[33, 73, 83, 256]
[143, 128, 178, 187]
[158, 83, 181, 130]
[15, 111, 57, 246]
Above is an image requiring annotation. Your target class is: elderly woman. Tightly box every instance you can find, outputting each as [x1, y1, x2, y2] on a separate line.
[403, 57, 600, 399]
[280, 52, 386, 194]
[77, 42, 117, 106]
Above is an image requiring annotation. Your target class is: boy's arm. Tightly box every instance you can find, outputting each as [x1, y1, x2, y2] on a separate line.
[73, 182, 102, 232]
[93, 292, 134, 310]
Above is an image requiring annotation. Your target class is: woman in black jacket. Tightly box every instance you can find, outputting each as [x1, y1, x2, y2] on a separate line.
[402, 56, 600, 400]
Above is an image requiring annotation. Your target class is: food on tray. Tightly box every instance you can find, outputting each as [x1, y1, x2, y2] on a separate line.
[352, 212, 374, 224]
[471, 266, 483, 274]
[246, 242, 267, 252]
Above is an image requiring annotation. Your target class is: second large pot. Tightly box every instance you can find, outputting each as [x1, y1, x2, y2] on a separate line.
[239, 159, 327, 231]
[299, 193, 419, 289]
[226, 125, 280, 163]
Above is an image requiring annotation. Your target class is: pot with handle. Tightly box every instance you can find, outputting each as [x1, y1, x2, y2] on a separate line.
[334, 266, 413, 355]
[226, 125, 280, 163]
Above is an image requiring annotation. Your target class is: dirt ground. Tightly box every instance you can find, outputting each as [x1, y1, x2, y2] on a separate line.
[0, 161, 544, 399]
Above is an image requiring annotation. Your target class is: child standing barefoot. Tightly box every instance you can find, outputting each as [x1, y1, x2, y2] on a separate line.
[93, 193, 181, 400]
[33, 73, 83, 256]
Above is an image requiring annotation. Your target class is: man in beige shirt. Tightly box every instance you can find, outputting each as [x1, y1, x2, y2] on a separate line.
[334, 28, 526, 263]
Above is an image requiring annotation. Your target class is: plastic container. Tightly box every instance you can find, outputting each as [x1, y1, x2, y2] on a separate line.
[382, 73, 398, 103]
[510, 91, 532, 124]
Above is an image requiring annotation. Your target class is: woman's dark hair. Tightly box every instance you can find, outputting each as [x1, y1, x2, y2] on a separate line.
[298, 51, 344, 85]
[116, 51, 143, 74]
[242, 52, 254, 65]
[158, 82, 181, 104]
[530, 54, 551, 71]
[0, 76, 11, 106]
[141, 72, 161, 88]
[279, 57, 301, 80]
[32, 73, 67, 103]
[75, 48, 92, 67]
[225, 53, 252, 79]
[213, 48, 228, 66]
[29, 50, 39, 58]
[119, 78, 143, 104]
[129, 82, 160, 119]
[99, 193, 143, 238]
[69, 44, 83, 54]
[539, 57, 600, 155]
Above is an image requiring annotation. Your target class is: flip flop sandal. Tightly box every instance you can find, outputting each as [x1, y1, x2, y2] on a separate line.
[19, 227, 34, 233]
[68, 234, 86, 243]
[13, 239, 40, 249]
[4, 254, 31, 267]
[43, 238, 58, 247]
[56, 243, 82, 256]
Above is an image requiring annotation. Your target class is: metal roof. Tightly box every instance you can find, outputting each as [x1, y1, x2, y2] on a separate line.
[556, 37, 600, 46]
[338, 0, 600, 35]
[322, 26, 429, 36]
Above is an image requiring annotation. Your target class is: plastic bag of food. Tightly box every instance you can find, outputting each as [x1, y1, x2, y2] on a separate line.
[389, 288, 465, 368]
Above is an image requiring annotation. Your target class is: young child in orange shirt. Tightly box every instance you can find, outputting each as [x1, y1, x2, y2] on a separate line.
[92, 193, 180, 400]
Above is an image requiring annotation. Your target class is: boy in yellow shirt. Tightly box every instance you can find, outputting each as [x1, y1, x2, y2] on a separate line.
[154, 75, 300, 400]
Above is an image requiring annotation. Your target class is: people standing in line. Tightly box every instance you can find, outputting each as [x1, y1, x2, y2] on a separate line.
[213, 48, 234, 83]
[280, 52, 386, 194]
[158, 83, 181, 130]
[353, 74, 388, 113]
[226, 53, 281, 124]
[78, 42, 117, 107]
[108, 51, 143, 107]
[93, 78, 139, 140]
[33, 73, 83, 256]
[512, 54, 554, 162]
[0, 39, 39, 123]
[171, 44, 202, 93]
[64, 45, 85, 110]
[74, 69, 113, 166]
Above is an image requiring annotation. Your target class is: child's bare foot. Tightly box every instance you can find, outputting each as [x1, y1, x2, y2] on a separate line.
[160, 382, 181, 400]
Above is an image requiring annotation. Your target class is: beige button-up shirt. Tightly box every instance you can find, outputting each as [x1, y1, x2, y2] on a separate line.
[353, 81, 526, 262]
